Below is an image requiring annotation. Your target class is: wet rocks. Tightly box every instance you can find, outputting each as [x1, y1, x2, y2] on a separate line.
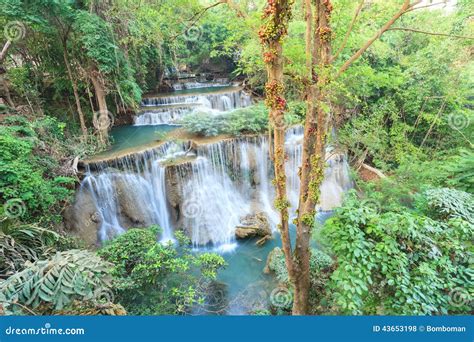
[235, 212, 272, 245]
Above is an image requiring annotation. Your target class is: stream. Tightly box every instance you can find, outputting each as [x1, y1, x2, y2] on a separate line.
[73, 82, 352, 314]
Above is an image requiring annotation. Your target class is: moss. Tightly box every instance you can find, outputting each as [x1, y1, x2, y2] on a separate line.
[301, 211, 315, 227]
[308, 153, 324, 203]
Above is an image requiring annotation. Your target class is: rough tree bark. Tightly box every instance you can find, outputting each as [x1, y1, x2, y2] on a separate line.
[89, 69, 109, 143]
[292, 0, 333, 315]
[291, 0, 423, 315]
[259, 0, 297, 301]
[260, 0, 432, 315]
[62, 39, 88, 138]
[0, 40, 12, 63]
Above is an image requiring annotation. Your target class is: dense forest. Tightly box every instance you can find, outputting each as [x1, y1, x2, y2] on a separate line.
[0, 0, 472, 316]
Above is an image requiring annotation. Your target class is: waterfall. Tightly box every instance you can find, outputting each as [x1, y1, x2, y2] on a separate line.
[82, 174, 125, 242]
[134, 107, 191, 125]
[80, 142, 190, 243]
[77, 126, 352, 248]
[172, 81, 230, 91]
[140, 88, 250, 110]
[285, 126, 304, 216]
[135, 87, 252, 126]
[176, 156, 249, 248]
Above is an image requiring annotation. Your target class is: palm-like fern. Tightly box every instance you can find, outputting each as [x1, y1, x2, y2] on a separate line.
[0, 222, 64, 278]
[0, 249, 112, 312]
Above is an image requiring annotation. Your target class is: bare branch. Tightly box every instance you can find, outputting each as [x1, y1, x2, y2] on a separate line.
[388, 27, 474, 40]
[0, 40, 12, 63]
[335, 0, 413, 78]
[170, 2, 224, 40]
[332, 0, 365, 62]
[404, 0, 448, 13]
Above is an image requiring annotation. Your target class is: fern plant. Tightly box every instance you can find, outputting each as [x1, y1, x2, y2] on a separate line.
[0, 250, 112, 312]
[0, 222, 67, 278]
[424, 188, 474, 224]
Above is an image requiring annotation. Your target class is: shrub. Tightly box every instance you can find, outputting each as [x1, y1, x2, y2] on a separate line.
[422, 188, 474, 224]
[0, 250, 113, 314]
[0, 115, 100, 224]
[0, 222, 74, 279]
[98, 227, 226, 315]
[321, 191, 472, 315]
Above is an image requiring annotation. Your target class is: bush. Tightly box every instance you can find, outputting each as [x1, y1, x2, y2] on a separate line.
[98, 227, 226, 315]
[321, 191, 472, 315]
[264, 246, 334, 314]
[0, 115, 105, 224]
[0, 222, 74, 279]
[422, 187, 474, 224]
[0, 249, 113, 314]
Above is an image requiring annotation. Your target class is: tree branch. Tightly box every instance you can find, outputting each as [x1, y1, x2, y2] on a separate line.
[331, 0, 365, 62]
[170, 2, 224, 40]
[404, 0, 448, 13]
[335, 0, 418, 78]
[388, 27, 474, 40]
[0, 40, 12, 64]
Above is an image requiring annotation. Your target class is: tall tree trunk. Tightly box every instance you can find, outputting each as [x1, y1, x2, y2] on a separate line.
[89, 69, 109, 143]
[62, 40, 88, 138]
[293, 0, 333, 315]
[259, 0, 297, 305]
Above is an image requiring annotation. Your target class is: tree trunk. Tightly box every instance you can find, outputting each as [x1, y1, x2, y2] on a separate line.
[293, 0, 333, 315]
[89, 69, 109, 143]
[259, 0, 297, 306]
[62, 40, 88, 138]
[0, 40, 12, 63]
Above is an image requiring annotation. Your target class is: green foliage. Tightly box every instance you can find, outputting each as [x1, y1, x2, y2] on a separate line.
[98, 227, 226, 315]
[0, 222, 73, 279]
[0, 250, 112, 313]
[0, 116, 77, 223]
[444, 149, 474, 193]
[181, 103, 303, 137]
[422, 188, 474, 224]
[180, 104, 268, 137]
[321, 191, 473, 315]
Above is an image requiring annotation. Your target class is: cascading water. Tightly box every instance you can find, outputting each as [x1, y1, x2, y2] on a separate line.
[134, 107, 191, 126]
[172, 80, 230, 91]
[176, 156, 250, 249]
[77, 125, 352, 248]
[80, 142, 190, 243]
[135, 86, 252, 125]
